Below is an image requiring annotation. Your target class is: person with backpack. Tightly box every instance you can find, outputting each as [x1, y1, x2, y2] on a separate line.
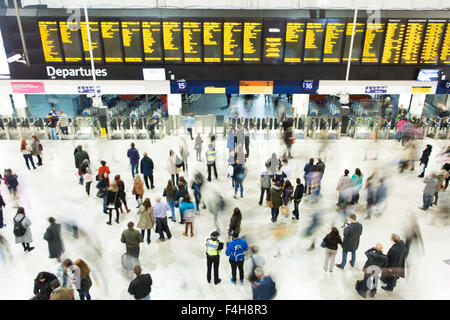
[13, 207, 34, 252]
[74, 145, 90, 185]
[0, 193, 5, 228]
[114, 175, 131, 214]
[251, 268, 277, 300]
[322, 227, 342, 272]
[246, 246, 266, 283]
[80, 159, 93, 196]
[127, 142, 140, 178]
[96, 172, 109, 201]
[43, 217, 65, 263]
[292, 178, 304, 220]
[206, 231, 224, 285]
[31, 135, 43, 166]
[225, 231, 248, 285]
[259, 163, 273, 206]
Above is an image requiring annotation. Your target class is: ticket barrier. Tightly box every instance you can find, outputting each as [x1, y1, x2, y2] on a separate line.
[351, 116, 376, 139]
[437, 118, 450, 139]
[422, 117, 448, 139]
[32, 118, 48, 140]
[0, 118, 7, 139]
[109, 117, 124, 140]
[71, 117, 98, 139]
[122, 117, 135, 139]
[5, 118, 21, 139]
[134, 117, 149, 140]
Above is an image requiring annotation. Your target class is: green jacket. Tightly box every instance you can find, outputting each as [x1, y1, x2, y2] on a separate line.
[270, 187, 283, 209]
[74, 150, 90, 169]
[121, 229, 143, 249]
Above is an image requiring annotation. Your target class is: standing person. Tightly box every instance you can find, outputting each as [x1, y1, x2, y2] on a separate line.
[136, 198, 156, 245]
[356, 244, 388, 298]
[4, 169, 19, 200]
[206, 144, 218, 182]
[13, 207, 34, 252]
[43, 217, 65, 263]
[56, 259, 80, 290]
[292, 178, 304, 220]
[47, 112, 59, 140]
[206, 231, 224, 285]
[153, 196, 172, 241]
[169, 150, 180, 186]
[227, 129, 235, 152]
[97, 161, 110, 185]
[350, 168, 364, 205]
[269, 181, 283, 223]
[228, 208, 242, 237]
[180, 194, 196, 237]
[195, 133, 203, 161]
[175, 178, 189, 223]
[58, 110, 69, 135]
[226, 231, 249, 285]
[322, 227, 342, 272]
[419, 173, 439, 210]
[31, 135, 43, 166]
[74, 145, 90, 185]
[163, 180, 177, 222]
[244, 127, 250, 158]
[273, 164, 286, 184]
[121, 221, 143, 258]
[132, 175, 145, 208]
[80, 159, 93, 197]
[114, 175, 131, 214]
[20, 139, 36, 170]
[281, 179, 294, 218]
[128, 266, 152, 300]
[418, 144, 432, 178]
[73, 259, 92, 300]
[259, 163, 273, 206]
[336, 214, 363, 270]
[96, 172, 109, 201]
[251, 268, 277, 300]
[336, 169, 351, 206]
[140, 152, 154, 190]
[281, 159, 291, 182]
[33, 272, 58, 300]
[0, 193, 5, 228]
[381, 234, 406, 292]
[104, 182, 121, 225]
[315, 158, 325, 191]
[303, 158, 315, 194]
[232, 159, 246, 199]
[184, 114, 195, 140]
[127, 142, 140, 178]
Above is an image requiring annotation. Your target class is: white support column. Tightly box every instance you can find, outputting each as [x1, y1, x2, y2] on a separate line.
[167, 94, 182, 115]
[11, 94, 28, 117]
[292, 94, 309, 116]
[398, 93, 412, 113]
[0, 93, 14, 116]
[409, 94, 426, 117]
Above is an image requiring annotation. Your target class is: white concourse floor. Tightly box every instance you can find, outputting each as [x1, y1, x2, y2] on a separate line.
[0, 133, 449, 300]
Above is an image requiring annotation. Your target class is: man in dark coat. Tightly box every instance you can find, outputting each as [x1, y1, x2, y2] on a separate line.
[418, 144, 432, 178]
[140, 152, 154, 190]
[127, 142, 140, 178]
[252, 267, 277, 300]
[336, 214, 363, 269]
[381, 234, 406, 292]
[74, 145, 90, 184]
[128, 265, 152, 300]
[33, 271, 58, 299]
[356, 243, 388, 298]
[43, 217, 65, 262]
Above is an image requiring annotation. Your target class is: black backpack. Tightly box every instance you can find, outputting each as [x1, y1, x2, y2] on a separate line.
[13, 216, 26, 237]
[38, 143, 43, 152]
[80, 163, 88, 174]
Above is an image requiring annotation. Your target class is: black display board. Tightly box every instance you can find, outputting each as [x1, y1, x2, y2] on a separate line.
[303, 19, 326, 64]
[142, 20, 163, 63]
[440, 20, 450, 65]
[401, 19, 426, 64]
[361, 22, 385, 64]
[38, 20, 63, 62]
[80, 21, 103, 63]
[162, 20, 183, 63]
[203, 20, 222, 63]
[284, 19, 305, 63]
[342, 21, 365, 63]
[223, 20, 243, 63]
[59, 21, 83, 63]
[323, 19, 346, 63]
[121, 21, 143, 63]
[183, 20, 202, 63]
[420, 19, 446, 65]
[101, 21, 123, 63]
[263, 19, 284, 64]
[242, 19, 263, 63]
[381, 19, 406, 64]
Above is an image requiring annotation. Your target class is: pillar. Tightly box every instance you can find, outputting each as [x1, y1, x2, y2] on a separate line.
[167, 94, 182, 116]
[409, 94, 426, 117]
[11, 94, 28, 117]
[0, 93, 13, 116]
[292, 94, 309, 116]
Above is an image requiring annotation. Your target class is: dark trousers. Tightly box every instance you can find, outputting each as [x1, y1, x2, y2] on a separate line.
[156, 217, 172, 240]
[445, 177, 449, 190]
[230, 260, 244, 282]
[126, 246, 140, 258]
[187, 128, 193, 140]
[85, 182, 92, 196]
[271, 207, 280, 221]
[78, 289, 91, 300]
[207, 254, 220, 284]
[171, 174, 179, 186]
[106, 208, 119, 223]
[293, 200, 301, 219]
[359, 272, 378, 296]
[60, 126, 69, 134]
[141, 229, 151, 242]
[207, 163, 218, 181]
[149, 131, 155, 142]
[434, 192, 439, 205]
[259, 187, 270, 205]
[23, 154, 36, 170]
[245, 143, 249, 158]
[351, 192, 360, 204]
[35, 155, 42, 165]
[385, 277, 398, 290]
[144, 174, 154, 189]
[0, 207, 3, 227]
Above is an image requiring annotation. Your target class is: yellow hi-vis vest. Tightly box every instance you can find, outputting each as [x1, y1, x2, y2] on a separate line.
[207, 150, 216, 162]
[206, 239, 220, 256]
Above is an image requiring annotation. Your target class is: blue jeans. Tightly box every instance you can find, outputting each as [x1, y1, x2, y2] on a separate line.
[234, 179, 243, 197]
[168, 201, 175, 221]
[423, 194, 433, 210]
[131, 163, 139, 177]
[339, 250, 356, 268]
[23, 154, 36, 170]
[49, 127, 57, 140]
[141, 229, 151, 242]
[136, 294, 150, 300]
[78, 289, 91, 300]
[271, 207, 279, 221]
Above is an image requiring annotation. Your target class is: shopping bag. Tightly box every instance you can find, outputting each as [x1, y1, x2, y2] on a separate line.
[281, 205, 289, 216]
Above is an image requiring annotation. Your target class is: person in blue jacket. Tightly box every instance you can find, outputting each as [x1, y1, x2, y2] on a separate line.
[226, 129, 235, 152]
[251, 267, 277, 300]
[225, 231, 248, 285]
[140, 152, 154, 190]
[127, 142, 140, 178]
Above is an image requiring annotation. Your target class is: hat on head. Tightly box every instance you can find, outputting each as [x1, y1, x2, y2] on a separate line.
[210, 231, 220, 239]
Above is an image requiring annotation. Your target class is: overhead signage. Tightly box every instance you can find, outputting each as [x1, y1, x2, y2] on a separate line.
[411, 86, 432, 93]
[11, 82, 45, 93]
[77, 85, 101, 93]
[436, 80, 450, 94]
[365, 85, 387, 93]
[239, 81, 273, 94]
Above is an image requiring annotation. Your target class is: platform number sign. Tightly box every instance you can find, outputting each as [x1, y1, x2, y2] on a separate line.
[176, 80, 187, 92]
[302, 81, 314, 91]
[436, 80, 450, 94]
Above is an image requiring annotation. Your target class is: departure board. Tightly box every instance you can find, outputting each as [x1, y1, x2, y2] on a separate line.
[101, 21, 123, 63]
[203, 21, 222, 63]
[323, 19, 345, 63]
[401, 20, 426, 64]
[263, 20, 284, 64]
[343, 22, 365, 62]
[223, 21, 242, 63]
[80, 21, 103, 62]
[183, 21, 202, 63]
[381, 20, 406, 64]
[38, 21, 63, 62]
[243, 21, 263, 63]
[440, 22, 450, 65]
[420, 20, 446, 64]
[284, 21, 305, 63]
[304, 20, 326, 63]
[59, 21, 83, 63]
[162, 21, 183, 63]
[122, 21, 143, 63]
[142, 21, 163, 62]
[362, 23, 385, 63]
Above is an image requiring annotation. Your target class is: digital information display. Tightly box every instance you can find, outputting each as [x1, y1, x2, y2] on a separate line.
[343, 22, 365, 62]
[203, 21, 222, 63]
[243, 21, 263, 63]
[142, 21, 163, 62]
[162, 21, 183, 63]
[362, 23, 385, 63]
[284, 21, 305, 63]
[122, 21, 143, 63]
[39, 21, 63, 62]
[183, 21, 202, 63]
[440, 22, 450, 65]
[263, 20, 284, 64]
[401, 20, 426, 64]
[304, 20, 326, 63]
[323, 20, 345, 63]
[59, 21, 83, 63]
[420, 20, 446, 64]
[381, 20, 406, 64]
[101, 21, 123, 63]
[80, 21, 103, 62]
[223, 22, 242, 63]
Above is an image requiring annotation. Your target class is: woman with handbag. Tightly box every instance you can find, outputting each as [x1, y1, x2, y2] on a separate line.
[20, 139, 36, 170]
[168, 150, 181, 186]
[104, 183, 121, 225]
[228, 207, 242, 237]
[174, 178, 188, 224]
[269, 181, 283, 223]
[96, 172, 109, 198]
[114, 174, 131, 213]
[31, 135, 43, 166]
[136, 198, 156, 245]
[321, 227, 342, 272]
[132, 175, 145, 208]
[281, 179, 293, 218]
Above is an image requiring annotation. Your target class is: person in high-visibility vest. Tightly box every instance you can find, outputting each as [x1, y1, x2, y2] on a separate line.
[206, 144, 218, 182]
[206, 231, 224, 285]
